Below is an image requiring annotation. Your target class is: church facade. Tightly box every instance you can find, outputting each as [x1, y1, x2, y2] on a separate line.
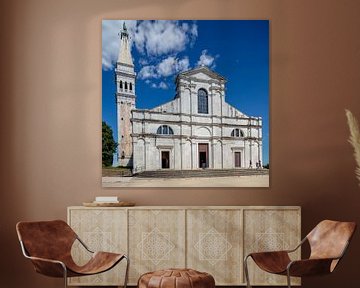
[115, 23, 263, 173]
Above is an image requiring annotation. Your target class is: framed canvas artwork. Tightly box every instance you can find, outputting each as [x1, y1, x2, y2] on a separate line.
[102, 20, 269, 187]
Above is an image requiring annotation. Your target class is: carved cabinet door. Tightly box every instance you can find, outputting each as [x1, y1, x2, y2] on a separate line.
[243, 209, 301, 286]
[67, 208, 128, 286]
[187, 209, 243, 285]
[128, 209, 186, 284]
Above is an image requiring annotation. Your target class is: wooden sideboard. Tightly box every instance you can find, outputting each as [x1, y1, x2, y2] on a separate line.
[67, 206, 301, 286]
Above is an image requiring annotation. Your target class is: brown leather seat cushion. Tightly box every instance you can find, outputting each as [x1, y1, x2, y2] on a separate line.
[138, 268, 215, 288]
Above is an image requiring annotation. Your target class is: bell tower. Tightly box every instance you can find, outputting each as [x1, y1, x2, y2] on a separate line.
[115, 22, 136, 167]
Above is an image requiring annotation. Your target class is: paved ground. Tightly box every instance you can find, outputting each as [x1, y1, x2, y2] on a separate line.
[102, 175, 269, 187]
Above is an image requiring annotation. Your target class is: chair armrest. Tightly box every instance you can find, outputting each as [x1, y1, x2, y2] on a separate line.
[245, 237, 306, 259]
[285, 237, 307, 253]
[28, 255, 66, 268]
[26, 255, 65, 266]
[247, 250, 290, 259]
[19, 240, 67, 277]
[287, 258, 336, 277]
[76, 236, 94, 253]
[25, 255, 67, 278]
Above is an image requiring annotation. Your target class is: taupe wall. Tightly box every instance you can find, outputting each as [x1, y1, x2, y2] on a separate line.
[1, 0, 360, 287]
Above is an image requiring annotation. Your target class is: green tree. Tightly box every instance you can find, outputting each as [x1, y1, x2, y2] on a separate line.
[102, 121, 117, 167]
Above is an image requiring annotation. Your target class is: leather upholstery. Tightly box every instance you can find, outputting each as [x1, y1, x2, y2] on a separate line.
[307, 220, 356, 260]
[250, 251, 291, 274]
[16, 220, 124, 278]
[249, 220, 356, 277]
[138, 269, 215, 288]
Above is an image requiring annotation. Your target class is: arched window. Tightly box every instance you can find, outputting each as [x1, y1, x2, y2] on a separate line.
[120, 81, 123, 89]
[198, 89, 208, 114]
[125, 82, 128, 90]
[156, 125, 174, 135]
[129, 83, 132, 91]
[231, 128, 244, 137]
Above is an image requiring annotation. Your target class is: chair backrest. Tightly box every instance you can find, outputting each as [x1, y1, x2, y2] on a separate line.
[16, 220, 77, 261]
[307, 220, 356, 261]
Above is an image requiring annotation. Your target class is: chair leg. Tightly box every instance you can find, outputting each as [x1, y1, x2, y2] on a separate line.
[62, 264, 68, 288]
[244, 255, 252, 288]
[286, 269, 291, 288]
[123, 255, 130, 288]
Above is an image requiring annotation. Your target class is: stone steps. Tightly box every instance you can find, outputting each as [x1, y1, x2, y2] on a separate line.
[102, 168, 132, 177]
[135, 169, 269, 178]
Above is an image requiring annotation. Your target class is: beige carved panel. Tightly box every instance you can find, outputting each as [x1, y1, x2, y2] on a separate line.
[68, 208, 127, 286]
[244, 209, 301, 286]
[187, 209, 243, 285]
[128, 209, 186, 284]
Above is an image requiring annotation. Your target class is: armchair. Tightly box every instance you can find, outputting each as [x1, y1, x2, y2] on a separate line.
[244, 220, 356, 288]
[16, 220, 129, 288]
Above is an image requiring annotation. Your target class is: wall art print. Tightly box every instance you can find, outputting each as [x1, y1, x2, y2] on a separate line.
[102, 20, 269, 187]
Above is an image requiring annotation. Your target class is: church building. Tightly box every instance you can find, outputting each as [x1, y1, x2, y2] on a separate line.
[115, 23, 263, 173]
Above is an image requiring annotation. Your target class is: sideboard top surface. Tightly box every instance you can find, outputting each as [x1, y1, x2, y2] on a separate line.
[68, 205, 301, 210]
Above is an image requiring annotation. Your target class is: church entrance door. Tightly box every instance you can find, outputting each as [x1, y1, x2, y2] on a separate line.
[198, 143, 209, 168]
[234, 152, 241, 168]
[161, 151, 170, 169]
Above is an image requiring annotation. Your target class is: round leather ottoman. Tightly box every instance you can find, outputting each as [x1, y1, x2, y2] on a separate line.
[138, 268, 215, 288]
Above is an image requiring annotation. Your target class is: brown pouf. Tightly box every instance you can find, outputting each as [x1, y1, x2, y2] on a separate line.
[138, 268, 215, 288]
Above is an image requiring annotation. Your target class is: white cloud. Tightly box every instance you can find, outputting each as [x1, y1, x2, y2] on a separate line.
[134, 20, 197, 56]
[102, 20, 197, 70]
[150, 81, 169, 90]
[157, 56, 190, 77]
[197, 49, 216, 68]
[159, 82, 168, 89]
[139, 56, 190, 80]
[139, 58, 148, 65]
[178, 57, 190, 71]
[138, 65, 158, 80]
[157, 57, 175, 77]
[181, 22, 198, 47]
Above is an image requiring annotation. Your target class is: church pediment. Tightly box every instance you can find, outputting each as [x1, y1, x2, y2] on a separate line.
[178, 66, 226, 82]
[190, 72, 213, 81]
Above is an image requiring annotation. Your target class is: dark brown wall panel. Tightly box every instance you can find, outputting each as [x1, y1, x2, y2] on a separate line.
[1, 0, 360, 287]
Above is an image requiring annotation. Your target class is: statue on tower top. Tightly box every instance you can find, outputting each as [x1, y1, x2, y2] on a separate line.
[120, 21, 129, 39]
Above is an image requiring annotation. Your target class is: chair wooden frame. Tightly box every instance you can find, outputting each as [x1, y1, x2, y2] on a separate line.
[243, 220, 356, 288]
[16, 220, 129, 288]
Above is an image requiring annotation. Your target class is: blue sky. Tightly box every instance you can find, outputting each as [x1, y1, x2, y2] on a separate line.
[102, 20, 269, 164]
